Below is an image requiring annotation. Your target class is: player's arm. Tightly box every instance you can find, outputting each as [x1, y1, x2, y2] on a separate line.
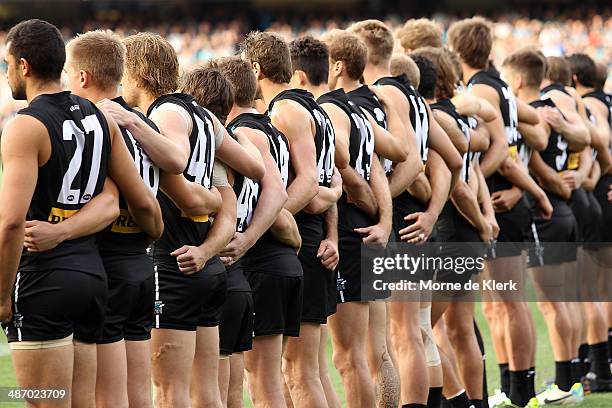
[354, 154, 392, 247]
[583, 160, 601, 192]
[0, 116, 43, 319]
[160, 175, 221, 217]
[583, 98, 612, 174]
[215, 118, 265, 181]
[24, 178, 120, 252]
[271, 101, 319, 214]
[106, 113, 164, 240]
[432, 109, 468, 154]
[543, 92, 590, 150]
[317, 203, 340, 270]
[98, 99, 189, 174]
[340, 166, 378, 218]
[364, 110, 408, 162]
[427, 106, 462, 190]
[173, 180, 237, 274]
[450, 180, 492, 242]
[452, 92, 481, 117]
[498, 157, 552, 219]
[475, 164, 499, 239]
[470, 118, 491, 152]
[517, 119, 548, 151]
[407, 172, 432, 203]
[399, 149, 450, 243]
[303, 169, 342, 214]
[320, 102, 350, 171]
[469, 84, 509, 177]
[516, 98, 539, 125]
[270, 208, 302, 250]
[528, 151, 571, 200]
[221, 128, 288, 262]
[560, 148, 593, 191]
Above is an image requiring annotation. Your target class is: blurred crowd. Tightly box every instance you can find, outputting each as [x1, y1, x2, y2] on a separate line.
[0, 9, 611, 130]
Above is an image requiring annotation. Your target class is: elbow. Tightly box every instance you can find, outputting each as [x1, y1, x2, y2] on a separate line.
[248, 162, 266, 182]
[166, 157, 187, 175]
[306, 176, 319, 202]
[533, 138, 548, 152]
[0, 218, 25, 234]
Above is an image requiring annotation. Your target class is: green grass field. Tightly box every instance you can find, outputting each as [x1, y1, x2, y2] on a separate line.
[1, 304, 611, 407]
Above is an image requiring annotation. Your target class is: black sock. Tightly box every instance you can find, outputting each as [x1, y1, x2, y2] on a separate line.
[448, 391, 472, 408]
[555, 360, 572, 391]
[578, 343, 590, 377]
[471, 399, 483, 408]
[440, 397, 451, 408]
[427, 387, 443, 408]
[402, 405, 427, 408]
[473, 321, 488, 403]
[509, 369, 530, 407]
[527, 367, 536, 399]
[499, 363, 510, 395]
[590, 341, 612, 379]
[570, 357, 582, 385]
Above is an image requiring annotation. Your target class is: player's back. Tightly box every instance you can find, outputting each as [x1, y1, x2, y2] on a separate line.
[19, 91, 112, 273]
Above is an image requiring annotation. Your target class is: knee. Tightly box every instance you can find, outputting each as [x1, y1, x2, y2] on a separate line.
[445, 322, 472, 346]
[332, 346, 367, 377]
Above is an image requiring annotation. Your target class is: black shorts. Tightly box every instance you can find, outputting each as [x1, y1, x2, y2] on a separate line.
[3, 269, 107, 343]
[528, 199, 578, 267]
[219, 290, 253, 355]
[246, 270, 303, 337]
[583, 191, 603, 248]
[594, 175, 612, 243]
[300, 245, 337, 323]
[491, 198, 531, 258]
[98, 254, 154, 343]
[153, 259, 227, 331]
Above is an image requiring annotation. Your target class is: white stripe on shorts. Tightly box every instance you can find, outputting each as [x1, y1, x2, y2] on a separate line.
[14, 272, 21, 341]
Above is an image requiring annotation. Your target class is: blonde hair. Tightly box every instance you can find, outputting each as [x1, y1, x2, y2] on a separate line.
[348, 19, 395, 66]
[397, 19, 443, 51]
[390, 54, 420, 87]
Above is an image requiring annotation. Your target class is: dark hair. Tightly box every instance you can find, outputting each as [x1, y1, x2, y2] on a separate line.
[594, 62, 608, 91]
[241, 31, 292, 84]
[567, 53, 597, 88]
[180, 67, 233, 124]
[447, 17, 492, 70]
[410, 54, 437, 100]
[214, 56, 257, 108]
[502, 48, 546, 88]
[410, 47, 457, 100]
[6, 19, 65, 81]
[289, 36, 329, 86]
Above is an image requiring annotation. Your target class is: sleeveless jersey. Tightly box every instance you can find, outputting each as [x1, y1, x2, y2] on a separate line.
[147, 93, 217, 268]
[268, 89, 335, 247]
[375, 74, 430, 163]
[583, 90, 612, 129]
[317, 89, 374, 181]
[468, 70, 519, 192]
[99, 97, 160, 254]
[19, 91, 111, 274]
[430, 98, 472, 183]
[531, 98, 571, 174]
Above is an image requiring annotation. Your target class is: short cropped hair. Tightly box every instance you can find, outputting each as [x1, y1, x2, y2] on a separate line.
[545, 56, 571, 86]
[324, 30, 367, 81]
[594, 62, 608, 91]
[214, 56, 257, 108]
[567, 53, 597, 88]
[241, 31, 292, 84]
[289, 36, 329, 86]
[7, 19, 65, 81]
[390, 54, 420, 87]
[67, 30, 125, 91]
[447, 17, 492, 70]
[397, 18, 443, 51]
[502, 48, 546, 88]
[347, 19, 394, 66]
[180, 66, 233, 124]
[410, 54, 437, 100]
[123, 32, 179, 97]
[411, 47, 456, 100]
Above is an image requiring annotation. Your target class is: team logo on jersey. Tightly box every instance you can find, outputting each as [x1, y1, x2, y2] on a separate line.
[12, 313, 23, 328]
[47, 207, 78, 224]
[154, 300, 165, 315]
[111, 209, 142, 233]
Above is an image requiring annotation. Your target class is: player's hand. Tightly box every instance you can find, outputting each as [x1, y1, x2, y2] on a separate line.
[399, 211, 437, 244]
[97, 99, 136, 128]
[540, 106, 566, 133]
[24, 220, 68, 252]
[317, 238, 339, 270]
[355, 223, 391, 248]
[478, 218, 493, 243]
[535, 194, 553, 220]
[0, 298, 12, 324]
[491, 188, 522, 213]
[171, 245, 209, 275]
[220, 232, 253, 265]
[485, 213, 500, 240]
[560, 170, 583, 191]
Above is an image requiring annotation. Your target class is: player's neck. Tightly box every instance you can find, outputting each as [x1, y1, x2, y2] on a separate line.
[336, 76, 361, 93]
[80, 87, 120, 104]
[26, 79, 63, 103]
[138, 93, 158, 116]
[259, 79, 290, 106]
[304, 84, 329, 99]
[517, 88, 540, 103]
[461, 64, 480, 84]
[362, 63, 390, 85]
[226, 105, 258, 123]
[574, 83, 593, 95]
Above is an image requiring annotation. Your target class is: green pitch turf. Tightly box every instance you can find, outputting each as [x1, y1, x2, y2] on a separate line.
[1, 304, 611, 407]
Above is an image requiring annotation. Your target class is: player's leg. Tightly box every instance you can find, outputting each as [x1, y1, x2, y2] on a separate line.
[328, 301, 375, 407]
[367, 301, 400, 407]
[227, 353, 246, 408]
[11, 344, 74, 408]
[151, 329, 196, 407]
[283, 323, 327, 407]
[191, 326, 223, 408]
[433, 319, 472, 407]
[389, 300, 428, 405]
[219, 355, 231, 407]
[96, 341, 128, 408]
[125, 339, 153, 408]
[319, 325, 341, 408]
[71, 341, 98, 408]
[245, 334, 287, 407]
